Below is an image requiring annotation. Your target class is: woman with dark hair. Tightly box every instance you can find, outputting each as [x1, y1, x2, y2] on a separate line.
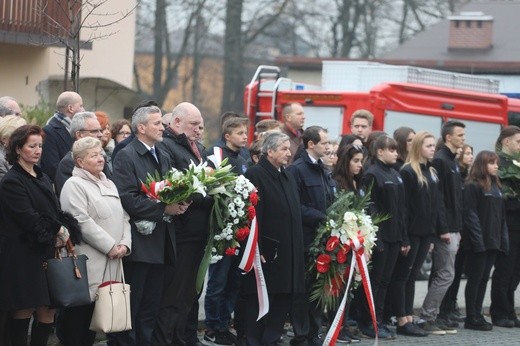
[393, 127, 415, 170]
[0, 125, 79, 345]
[339, 134, 363, 150]
[463, 150, 508, 331]
[364, 131, 387, 167]
[358, 135, 405, 339]
[333, 144, 365, 194]
[110, 118, 132, 145]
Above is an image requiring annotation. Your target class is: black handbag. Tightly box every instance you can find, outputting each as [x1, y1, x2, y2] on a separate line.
[44, 240, 90, 308]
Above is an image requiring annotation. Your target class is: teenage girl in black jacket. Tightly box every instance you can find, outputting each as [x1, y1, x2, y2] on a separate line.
[358, 135, 405, 339]
[463, 150, 508, 331]
[390, 131, 440, 337]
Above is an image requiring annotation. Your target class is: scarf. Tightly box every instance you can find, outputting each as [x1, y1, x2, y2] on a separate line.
[72, 166, 112, 189]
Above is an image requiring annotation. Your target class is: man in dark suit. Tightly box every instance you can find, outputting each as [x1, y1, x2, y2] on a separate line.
[242, 132, 306, 346]
[152, 102, 212, 346]
[111, 105, 189, 346]
[41, 91, 84, 182]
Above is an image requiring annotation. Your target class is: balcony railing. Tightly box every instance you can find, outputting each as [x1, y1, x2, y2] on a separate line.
[0, 0, 81, 39]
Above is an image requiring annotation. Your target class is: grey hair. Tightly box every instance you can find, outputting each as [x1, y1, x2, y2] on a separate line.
[132, 106, 161, 133]
[0, 96, 18, 117]
[71, 137, 102, 163]
[261, 132, 290, 155]
[69, 111, 97, 137]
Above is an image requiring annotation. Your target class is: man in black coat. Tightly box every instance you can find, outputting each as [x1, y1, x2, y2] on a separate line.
[152, 102, 212, 346]
[54, 111, 110, 196]
[286, 126, 336, 345]
[243, 132, 306, 346]
[420, 120, 465, 332]
[41, 91, 84, 182]
[110, 105, 187, 346]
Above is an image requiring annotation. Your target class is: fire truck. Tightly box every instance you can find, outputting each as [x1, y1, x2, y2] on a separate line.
[244, 63, 518, 154]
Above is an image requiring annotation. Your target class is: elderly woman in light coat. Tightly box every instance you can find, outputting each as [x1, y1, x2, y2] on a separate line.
[60, 137, 132, 345]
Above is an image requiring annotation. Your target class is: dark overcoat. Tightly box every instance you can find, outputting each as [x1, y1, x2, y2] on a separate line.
[41, 114, 74, 182]
[112, 138, 176, 264]
[243, 156, 305, 295]
[0, 164, 62, 310]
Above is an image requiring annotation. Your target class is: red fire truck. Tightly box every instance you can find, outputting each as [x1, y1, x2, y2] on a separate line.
[244, 64, 516, 154]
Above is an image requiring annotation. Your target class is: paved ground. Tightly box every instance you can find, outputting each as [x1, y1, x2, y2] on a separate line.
[49, 278, 520, 345]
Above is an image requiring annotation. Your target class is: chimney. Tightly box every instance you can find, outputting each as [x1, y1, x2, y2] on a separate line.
[448, 11, 493, 50]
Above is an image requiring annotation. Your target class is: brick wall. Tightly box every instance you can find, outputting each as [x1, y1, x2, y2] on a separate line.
[449, 19, 493, 49]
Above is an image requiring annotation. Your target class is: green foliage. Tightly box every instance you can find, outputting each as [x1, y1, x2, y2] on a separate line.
[22, 101, 53, 126]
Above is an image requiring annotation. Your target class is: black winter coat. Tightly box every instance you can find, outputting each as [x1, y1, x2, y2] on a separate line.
[157, 128, 213, 243]
[243, 156, 305, 294]
[112, 138, 176, 264]
[207, 145, 248, 175]
[41, 114, 74, 182]
[363, 159, 406, 246]
[286, 151, 336, 250]
[432, 145, 462, 234]
[0, 164, 63, 310]
[463, 181, 508, 254]
[400, 163, 442, 238]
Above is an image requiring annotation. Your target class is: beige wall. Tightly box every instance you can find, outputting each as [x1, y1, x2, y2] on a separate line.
[47, 0, 137, 89]
[0, 0, 136, 114]
[0, 43, 50, 106]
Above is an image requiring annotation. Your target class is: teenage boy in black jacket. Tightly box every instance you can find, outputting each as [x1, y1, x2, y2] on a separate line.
[420, 120, 465, 334]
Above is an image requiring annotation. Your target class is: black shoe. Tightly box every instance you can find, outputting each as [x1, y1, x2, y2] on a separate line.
[396, 322, 428, 337]
[464, 317, 493, 331]
[202, 330, 233, 346]
[511, 318, 520, 328]
[493, 318, 514, 328]
[436, 317, 459, 328]
[446, 310, 464, 323]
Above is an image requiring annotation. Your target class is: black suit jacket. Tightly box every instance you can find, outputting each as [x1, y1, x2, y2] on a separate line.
[41, 114, 74, 182]
[112, 138, 176, 264]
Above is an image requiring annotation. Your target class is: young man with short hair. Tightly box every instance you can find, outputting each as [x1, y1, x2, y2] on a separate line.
[350, 109, 374, 142]
[420, 120, 465, 335]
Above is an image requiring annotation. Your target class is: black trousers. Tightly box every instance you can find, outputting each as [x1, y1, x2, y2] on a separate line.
[440, 240, 466, 315]
[61, 303, 96, 346]
[491, 230, 520, 321]
[357, 241, 400, 326]
[108, 262, 166, 346]
[152, 241, 205, 346]
[244, 293, 292, 346]
[464, 250, 497, 319]
[390, 235, 431, 317]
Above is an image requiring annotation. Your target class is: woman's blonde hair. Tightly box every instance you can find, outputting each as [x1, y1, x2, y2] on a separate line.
[72, 137, 102, 164]
[404, 131, 438, 187]
[0, 115, 27, 144]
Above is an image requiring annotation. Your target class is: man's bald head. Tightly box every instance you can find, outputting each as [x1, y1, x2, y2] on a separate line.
[170, 102, 203, 142]
[56, 91, 84, 118]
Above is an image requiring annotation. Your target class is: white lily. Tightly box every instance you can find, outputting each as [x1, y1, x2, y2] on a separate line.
[192, 175, 207, 197]
[208, 185, 227, 195]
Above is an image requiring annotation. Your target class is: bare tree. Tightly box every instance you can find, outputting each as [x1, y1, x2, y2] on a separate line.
[221, 0, 290, 113]
[39, 0, 136, 92]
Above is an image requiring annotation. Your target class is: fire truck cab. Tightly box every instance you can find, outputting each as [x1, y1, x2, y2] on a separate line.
[244, 64, 513, 154]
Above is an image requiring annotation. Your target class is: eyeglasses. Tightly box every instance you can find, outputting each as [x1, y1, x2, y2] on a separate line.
[79, 129, 103, 135]
[117, 131, 132, 137]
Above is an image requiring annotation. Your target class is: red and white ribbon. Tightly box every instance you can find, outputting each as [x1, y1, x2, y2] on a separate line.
[323, 235, 378, 346]
[238, 216, 269, 320]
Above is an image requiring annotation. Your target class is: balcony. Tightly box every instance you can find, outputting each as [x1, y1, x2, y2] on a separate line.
[0, 0, 90, 48]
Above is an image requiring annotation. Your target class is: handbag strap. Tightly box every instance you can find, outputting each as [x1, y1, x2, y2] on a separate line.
[100, 258, 126, 288]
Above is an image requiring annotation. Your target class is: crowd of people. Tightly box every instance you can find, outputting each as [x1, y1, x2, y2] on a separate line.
[0, 93, 519, 346]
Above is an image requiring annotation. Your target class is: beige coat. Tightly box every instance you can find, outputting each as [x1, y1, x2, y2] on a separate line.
[60, 167, 132, 301]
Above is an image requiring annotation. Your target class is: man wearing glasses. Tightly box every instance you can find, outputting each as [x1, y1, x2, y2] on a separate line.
[41, 91, 85, 181]
[54, 112, 108, 196]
